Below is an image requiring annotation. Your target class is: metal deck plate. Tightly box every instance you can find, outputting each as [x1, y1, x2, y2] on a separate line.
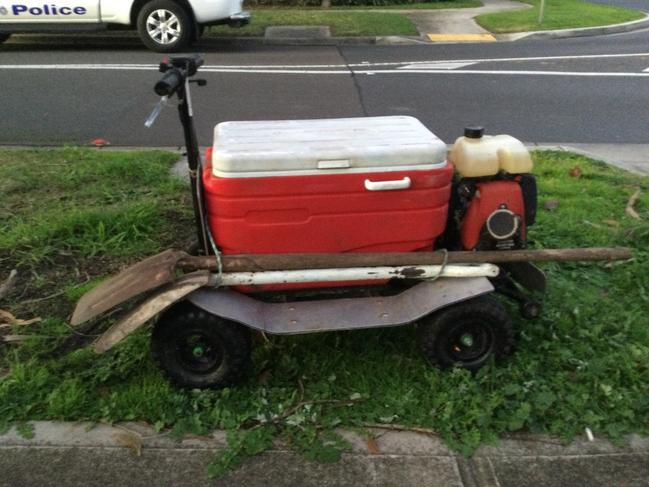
[187, 277, 494, 334]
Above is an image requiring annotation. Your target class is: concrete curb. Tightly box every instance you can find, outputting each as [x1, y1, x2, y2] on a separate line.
[205, 35, 377, 46]
[2, 421, 649, 455]
[498, 12, 649, 41]
[1, 422, 648, 487]
[203, 35, 429, 46]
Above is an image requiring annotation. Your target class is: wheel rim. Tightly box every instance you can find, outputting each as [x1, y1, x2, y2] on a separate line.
[175, 331, 223, 374]
[146, 9, 181, 45]
[444, 321, 494, 364]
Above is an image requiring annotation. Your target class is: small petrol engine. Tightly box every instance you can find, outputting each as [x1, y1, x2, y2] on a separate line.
[445, 127, 537, 251]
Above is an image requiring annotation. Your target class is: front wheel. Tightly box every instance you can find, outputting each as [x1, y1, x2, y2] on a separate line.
[151, 303, 251, 388]
[137, 0, 194, 53]
[418, 295, 515, 372]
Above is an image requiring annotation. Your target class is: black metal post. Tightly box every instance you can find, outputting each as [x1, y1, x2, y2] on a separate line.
[177, 83, 208, 255]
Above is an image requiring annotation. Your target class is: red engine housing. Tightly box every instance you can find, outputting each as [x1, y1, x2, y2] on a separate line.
[460, 180, 526, 250]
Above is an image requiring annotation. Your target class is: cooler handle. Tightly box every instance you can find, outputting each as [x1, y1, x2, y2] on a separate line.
[364, 177, 411, 191]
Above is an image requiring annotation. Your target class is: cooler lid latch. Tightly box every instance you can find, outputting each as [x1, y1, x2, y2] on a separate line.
[317, 159, 351, 170]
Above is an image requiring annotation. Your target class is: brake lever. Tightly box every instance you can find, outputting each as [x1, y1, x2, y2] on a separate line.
[144, 96, 169, 128]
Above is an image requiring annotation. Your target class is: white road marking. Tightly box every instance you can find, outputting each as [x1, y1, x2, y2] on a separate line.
[1, 52, 649, 72]
[0, 64, 156, 70]
[201, 68, 349, 74]
[382, 51, 649, 69]
[2, 52, 649, 78]
[354, 69, 649, 77]
[398, 62, 476, 70]
[2, 64, 648, 78]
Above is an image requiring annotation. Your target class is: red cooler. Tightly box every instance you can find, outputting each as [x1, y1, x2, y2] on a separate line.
[202, 116, 453, 286]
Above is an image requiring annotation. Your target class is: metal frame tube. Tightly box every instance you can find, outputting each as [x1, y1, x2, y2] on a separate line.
[214, 264, 499, 287]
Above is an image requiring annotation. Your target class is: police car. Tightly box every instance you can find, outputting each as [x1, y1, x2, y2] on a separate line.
[0, 0, 250, 51]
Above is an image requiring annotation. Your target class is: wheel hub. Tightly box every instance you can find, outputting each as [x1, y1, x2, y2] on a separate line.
[448, 322, 493, 362]
[459, 333, 475, 348]
[146, 9, 181, 45]
[176, 332, 223, 374]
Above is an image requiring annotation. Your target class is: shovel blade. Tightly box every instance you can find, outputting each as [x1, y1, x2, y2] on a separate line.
[93, 271, 211, 354]
[71, 249, 189, 326]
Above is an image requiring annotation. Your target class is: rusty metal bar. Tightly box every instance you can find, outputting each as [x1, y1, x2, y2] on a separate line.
[178, 247, 633, 273]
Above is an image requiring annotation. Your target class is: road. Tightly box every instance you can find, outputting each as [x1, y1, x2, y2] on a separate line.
[1, 29, 649, 147]
[588, 0, 648, 11]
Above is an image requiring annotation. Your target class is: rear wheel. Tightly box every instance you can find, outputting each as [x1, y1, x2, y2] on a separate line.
[151, 303, 251, 388]
[137, 0, 194, 52]
[0, 33, 11, 43]
[418, 295, 514, 372]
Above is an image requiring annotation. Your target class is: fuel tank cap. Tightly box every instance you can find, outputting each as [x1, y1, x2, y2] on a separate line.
[464, 126, 485, 139]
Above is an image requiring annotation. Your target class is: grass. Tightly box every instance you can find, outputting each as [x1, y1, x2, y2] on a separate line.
[1, 148, 648, 476]
[251, 1, 482, 9]
[0, 148, 194, 299]
[476, 0, 644, 34]
[343, 0, 481, 8]
[207, 10, 419, 36]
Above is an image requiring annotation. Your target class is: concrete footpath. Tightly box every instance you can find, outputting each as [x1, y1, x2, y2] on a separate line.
[1, 421, 648, 486]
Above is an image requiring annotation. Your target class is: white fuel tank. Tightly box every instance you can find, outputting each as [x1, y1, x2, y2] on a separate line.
[450, 127, 533, 178]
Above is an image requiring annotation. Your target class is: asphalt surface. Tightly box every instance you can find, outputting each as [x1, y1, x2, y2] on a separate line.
[2, 27, 649, 146]
[589, 0, 648, 11]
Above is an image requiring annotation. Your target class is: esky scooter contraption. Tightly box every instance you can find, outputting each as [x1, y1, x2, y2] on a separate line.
[71, 55, 632, 389]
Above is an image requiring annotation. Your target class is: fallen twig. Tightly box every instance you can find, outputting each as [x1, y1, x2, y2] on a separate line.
[582, 220, 606, 230]
[362, 423, 438, 436]
[0, 309, 41, 327]
[246, 397, 364, 431]
[626, 188, 642, 220]
[2, 335, 33, 343]
[0, 270, 18, 301]
[19, 289, 66, 306]
[502, 433, 563, 445]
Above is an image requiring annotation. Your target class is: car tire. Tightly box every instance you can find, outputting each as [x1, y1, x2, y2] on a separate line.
[0, 33, 11, 44]
[137, 0, 194, 53]
[418, 295, 515, 372]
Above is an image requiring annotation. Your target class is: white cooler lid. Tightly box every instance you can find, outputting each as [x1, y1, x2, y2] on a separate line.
[212, 116, 447, 178]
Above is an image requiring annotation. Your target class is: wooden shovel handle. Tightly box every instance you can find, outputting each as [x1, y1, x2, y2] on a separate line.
[178, 247, 633, 273]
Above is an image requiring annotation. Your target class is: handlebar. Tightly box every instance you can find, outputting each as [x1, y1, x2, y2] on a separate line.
[154, 55, 204, 97]
[155, 69, 182, 96]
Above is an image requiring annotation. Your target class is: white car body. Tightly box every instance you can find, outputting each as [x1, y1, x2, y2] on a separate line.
[0, 0, 246, 24]
[0, 0, 250, 50]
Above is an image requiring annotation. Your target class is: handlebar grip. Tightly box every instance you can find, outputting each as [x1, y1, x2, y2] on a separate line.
[155, 69, 183, 96]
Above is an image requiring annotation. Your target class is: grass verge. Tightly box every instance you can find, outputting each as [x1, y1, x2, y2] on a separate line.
[207, 10, 419, 36]
[252, 1, 482, 9]
[476, 0, 644, 34]
[1, 148, 648, 476]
